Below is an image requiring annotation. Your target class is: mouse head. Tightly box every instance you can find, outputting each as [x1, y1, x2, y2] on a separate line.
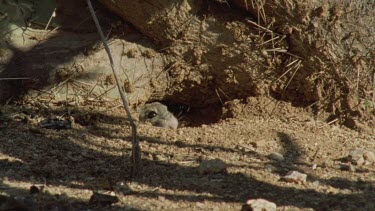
[139, 102, 178, 129]
[139, 102, 168, 122]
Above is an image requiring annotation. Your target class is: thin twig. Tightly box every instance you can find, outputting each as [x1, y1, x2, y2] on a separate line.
[246, 19, 273, 34]
[45, 8, 56, 30]
[215, 88, 224, 106]
[318, 118, 338, 129]
[218, 87, 231, 101]
[272, 59, 301, 83]
[269, 61, 302, 118]
[86, 0, 141, 175]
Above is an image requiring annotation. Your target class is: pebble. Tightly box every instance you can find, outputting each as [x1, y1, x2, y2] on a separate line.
[242, 198, 277, 211]
[282, 171, 307, 183]
[198, 158, 227, 175]
[269, 152, 284, 162]
[153, 154, 167, 161]
[348, 148, 375, 166]
[312, 180, 320, 187]
[196, 202, 205, 208]
[312, 164, 317, 170]
[364, 151, 375, 163]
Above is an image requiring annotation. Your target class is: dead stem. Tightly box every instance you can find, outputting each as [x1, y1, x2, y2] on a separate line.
[86, 0, 141, 176]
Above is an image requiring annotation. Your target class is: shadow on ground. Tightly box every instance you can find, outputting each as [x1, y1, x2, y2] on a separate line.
[0, 105, 374, 210]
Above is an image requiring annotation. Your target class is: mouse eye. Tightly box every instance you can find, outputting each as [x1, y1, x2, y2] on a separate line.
[147, 111, 157, 119]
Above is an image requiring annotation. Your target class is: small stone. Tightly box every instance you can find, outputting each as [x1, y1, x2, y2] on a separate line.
[198, 158, 227, 175]
[158, 196, 166, 201]
[312, 181, 320, 187]
[152, 154, 167, 161]
[242, 199, 277, 211]
[349, 148, 366, 158]
[196, 202, 205, 208]
[282, 171, 307, 183]
[269, 152, 284, 162]
[353, 156, 365, 166]
[265, 165, 276, 173]
[357, 177, 366, 182]
[364, 151, 375, 163]
[312, 164, 317, 170]
[89, 191, 119, 206]
[348, 148, 375, 166]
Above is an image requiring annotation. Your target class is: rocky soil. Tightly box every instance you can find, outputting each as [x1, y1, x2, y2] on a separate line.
[1, 96, 374, 210]
[1, 1, 375, 210]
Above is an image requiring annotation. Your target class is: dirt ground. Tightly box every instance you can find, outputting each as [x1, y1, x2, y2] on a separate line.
[0, 96, 374, 210]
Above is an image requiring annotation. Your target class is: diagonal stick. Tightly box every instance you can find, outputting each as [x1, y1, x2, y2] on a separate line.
[86, 0, 141, 175]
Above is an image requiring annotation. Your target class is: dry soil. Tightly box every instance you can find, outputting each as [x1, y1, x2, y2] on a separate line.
[0, 97, 375, 210]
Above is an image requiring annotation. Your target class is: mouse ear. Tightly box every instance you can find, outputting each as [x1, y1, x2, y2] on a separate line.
[147, 111, 157, 119]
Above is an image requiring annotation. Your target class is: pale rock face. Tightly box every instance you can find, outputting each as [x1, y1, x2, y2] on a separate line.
[139, 102, 178, 129]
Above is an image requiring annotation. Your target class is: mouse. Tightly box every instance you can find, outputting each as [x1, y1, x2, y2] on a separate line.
[139, 102, 178, 129]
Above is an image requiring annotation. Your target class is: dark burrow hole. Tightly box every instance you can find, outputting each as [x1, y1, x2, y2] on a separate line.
[159, 101, 224, 127]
